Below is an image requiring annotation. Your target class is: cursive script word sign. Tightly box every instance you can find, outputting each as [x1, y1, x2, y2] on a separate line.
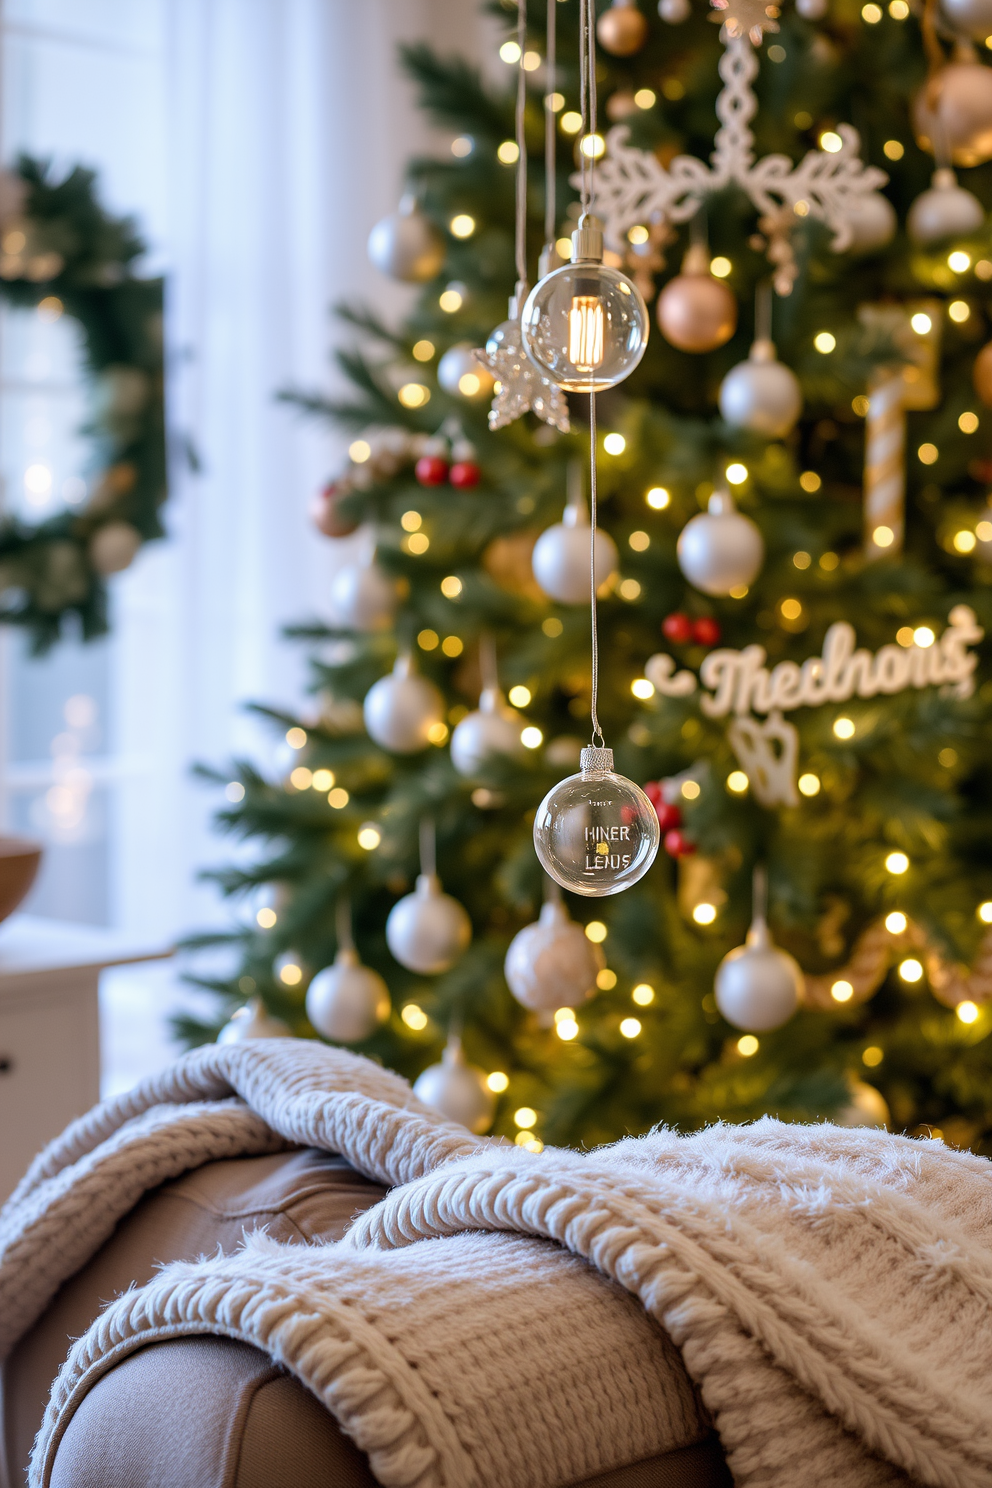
[645, 605, 983, 720]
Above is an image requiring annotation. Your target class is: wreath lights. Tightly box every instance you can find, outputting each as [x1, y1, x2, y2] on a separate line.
[0, 156, 166, 651]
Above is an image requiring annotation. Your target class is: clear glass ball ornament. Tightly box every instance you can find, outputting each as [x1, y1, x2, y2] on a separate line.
[520, 217, 649, 392]
[534, 747, 660, 897]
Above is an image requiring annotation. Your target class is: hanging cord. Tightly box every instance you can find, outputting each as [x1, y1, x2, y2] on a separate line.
[419, 817, 436, 879]
[515, 0, 529, 288]
[579, 0, 603, 749]
[755, 278, 772, 343]
[544, 0, 557, 250]
[752, 863, 768, 924]
[589, 390, 604, 747]
[335, 894, 354, 953]
[479, 631, 499, 693]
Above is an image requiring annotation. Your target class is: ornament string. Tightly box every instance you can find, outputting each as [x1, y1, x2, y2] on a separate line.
[515, 0, 528, 290]
[755, 279, 772, 343]
[589, 390, 604, 748]
[420, 817, 436, 880]
[578, 0, 604, 749]
[752, 862, 768, 927]
[544, 0, 557, 252]
[335, 894, 354, 953]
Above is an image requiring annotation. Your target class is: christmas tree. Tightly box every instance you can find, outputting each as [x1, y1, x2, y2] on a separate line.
[187, 0, 992, 1155]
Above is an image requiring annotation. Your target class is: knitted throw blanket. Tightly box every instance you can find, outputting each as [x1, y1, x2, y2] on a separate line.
[2, 1041, 991, 1488]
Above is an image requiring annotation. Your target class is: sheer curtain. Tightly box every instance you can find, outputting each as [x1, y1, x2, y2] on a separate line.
[112, 0, 494, 942]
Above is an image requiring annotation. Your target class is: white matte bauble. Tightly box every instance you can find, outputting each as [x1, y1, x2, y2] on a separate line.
[656, 244, 737, 353]
[835, 1080, 890, 1129]
[89, 521, 142, 575]
[659, 0, 691, 21]
[306, 947, 390, 1043]
[386, 872, 472, 974]
[504, 897, 605, 1010]
[677, 490, 764, 597]
[413, 1037, 495, 1133]
[218, 997, 291, 1043]
[714, 914, 802, 1032]
[907, 168, 985, 245]
[437, 343, 496, 400]
[718, 339, 803, 439]
[367, 194, 445, 283]
[846, 192, 897, 254]
[328, 559, 397, 633]
[364, 656, 445, 754]
[796, 0, 828, 16]
[942, 0, 992, 41]
[913, 49, 992, 167]
[532, 498, 619, 605]
[450, 688, 525, 776]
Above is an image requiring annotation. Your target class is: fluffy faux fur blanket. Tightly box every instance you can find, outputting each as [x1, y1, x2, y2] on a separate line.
[2, 1039, 991, 1488]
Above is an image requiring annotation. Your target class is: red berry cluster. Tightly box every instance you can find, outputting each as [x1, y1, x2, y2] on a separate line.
[644, 781, 696, 858]
[662, 613, 721, 647]
[415, 454, 481, 489]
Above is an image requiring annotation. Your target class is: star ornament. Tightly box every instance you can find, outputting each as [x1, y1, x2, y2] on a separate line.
[474, 326, 570, 434]
[709, 0, 779, 43]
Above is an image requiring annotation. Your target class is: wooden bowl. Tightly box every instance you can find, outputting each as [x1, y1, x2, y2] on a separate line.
[0, 838, 42, 924]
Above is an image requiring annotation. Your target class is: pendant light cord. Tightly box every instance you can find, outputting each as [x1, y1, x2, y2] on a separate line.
[515, 0, 528, 288]
[579, 0, 603, 749]
[544, 0, 556, 250]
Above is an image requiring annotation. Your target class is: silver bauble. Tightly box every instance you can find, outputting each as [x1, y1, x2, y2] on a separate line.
[913, 48, 992, 168]
[364, 656, 445, 754]
[658, 0, 691, 21]
[907, 168, 985, 245]
[367, 194, 445, 283]
[835, 1080, 890, 1129]
[328, 559, 397, 633]
[504, 897, 604, 1011]
[846, 192, 898, 254]
[218, 997, 291, 1043]
[942, 0, 992, 41]
[677, 490, 764, 596]
[89, 521, 142, 576]
[715, 913, 802, 1032]
[718, 339, 803, 439]
[306, 947, 390, 1043]
[532, 498, 619, 605]
[450, 687, 525, 777]
[386, 872, 472, 974]
[413, 1036, 495, 1134]
[796, 0, 828, 16]
[437, 343, 495, 400]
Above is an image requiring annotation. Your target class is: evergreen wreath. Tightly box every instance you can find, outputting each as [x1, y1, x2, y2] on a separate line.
[0, 156, 166, 651]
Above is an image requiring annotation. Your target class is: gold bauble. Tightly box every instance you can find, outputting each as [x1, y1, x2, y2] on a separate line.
[973, 340, 992, 407]
[656, 244, 738, 353]
[596, 0, 649, 56]
[913, 47, 992, 167]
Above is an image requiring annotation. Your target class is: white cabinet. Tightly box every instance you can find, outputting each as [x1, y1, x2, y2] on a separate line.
[0, 916, 168, 1203]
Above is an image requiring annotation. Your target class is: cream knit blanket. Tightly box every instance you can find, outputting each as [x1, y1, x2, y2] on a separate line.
[2, 1039, 991, 1488]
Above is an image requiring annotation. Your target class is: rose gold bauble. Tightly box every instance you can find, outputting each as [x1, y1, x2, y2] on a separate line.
[656, 244, 738, 353]
[596, 0, 649, 55]
[974, 341, 992, 407]
[311, 481, 360, 539]
[913, 46, 992, 167]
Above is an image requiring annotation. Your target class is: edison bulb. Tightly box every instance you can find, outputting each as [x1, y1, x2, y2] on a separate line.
[521, 215, 648, 392]
[534, 746, 660, 896]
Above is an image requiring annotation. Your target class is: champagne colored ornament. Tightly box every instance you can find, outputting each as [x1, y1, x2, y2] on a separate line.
[677, 489, 764, 596]
[328, 551, 397, 633]
[657, 243, 738, 353]
[974, 340, 992, 406]
[597, 0, 650, 55]
[659, 0, 691, 21]
[386, 821, 472, 973]
[835, 1079, 890, 1129]
[718, 294, 803, 439]
[367, 193, 445, 283]
[532, 464, 619, 604]
[311, 480, 359, 539]
[450, 637, 526, 776]
[846, 192, 897, 254]
[913, 43, 992, 167]
[714, 866, 802, 1032]
[412, 1034, 495, 1134]
[534, 745, 661, 896]
[504, 878, 604, 1010]
[942, 0, 992, 43]
[437, 343, 495, 400]
[218, 997, 291, 1043]
[364, 654, 445, 754]
[907, 167, 985, 245]
[306, 899, 390, 1044]
[89, 521, 141, 575]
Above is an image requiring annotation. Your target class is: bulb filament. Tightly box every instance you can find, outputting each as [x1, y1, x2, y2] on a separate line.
[569, 294, 605, 372]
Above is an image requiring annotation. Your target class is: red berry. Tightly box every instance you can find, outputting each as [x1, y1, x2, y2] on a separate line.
[693, 617, 721, 646]
[655, 802, 682, 833]
[449, 460, 481, 489]
[644, 780, 664, 806]
[415, 455, 449, 487]
[664, 828, 695, 858]
[662, 612, 694, 644]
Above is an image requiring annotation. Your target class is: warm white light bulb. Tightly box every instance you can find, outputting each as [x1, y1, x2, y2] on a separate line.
[568, 294, 606, 371]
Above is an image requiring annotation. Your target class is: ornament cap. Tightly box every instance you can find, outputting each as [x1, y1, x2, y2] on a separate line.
[538, 242, 563, 280]
[750, 337, 776, 364]
[416, 871, 442, 897]
[708, 488, 735, 515]
[539, 897, 571, 926]
[932, 166, 957, 189]
[571, 214, 605, 263]
[682, 242, 711, 277]
[580, 746, 615, 773]
[335, 945, 360, 967]
[441, 1033, 466, 1067]
[507, 278, 529, 320]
